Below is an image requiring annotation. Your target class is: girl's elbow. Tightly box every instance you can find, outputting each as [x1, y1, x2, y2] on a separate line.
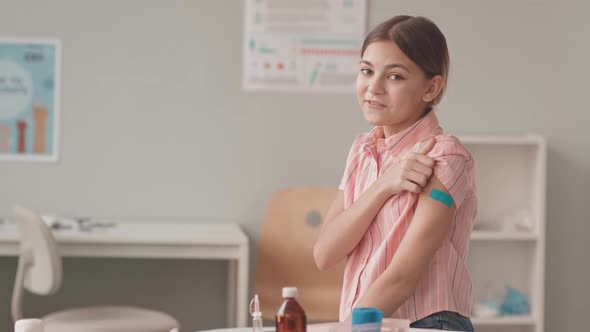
[313, 243, 330, 271]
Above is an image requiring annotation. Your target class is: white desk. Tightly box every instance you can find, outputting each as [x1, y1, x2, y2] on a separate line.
[0, 220, 249, 327]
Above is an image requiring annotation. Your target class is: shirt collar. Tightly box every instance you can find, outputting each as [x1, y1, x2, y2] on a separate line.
[361, 110, 443, 156]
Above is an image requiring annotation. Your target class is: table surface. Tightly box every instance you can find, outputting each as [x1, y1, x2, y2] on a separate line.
[197, 324, 452, 332]
[0, 219, 248, 245]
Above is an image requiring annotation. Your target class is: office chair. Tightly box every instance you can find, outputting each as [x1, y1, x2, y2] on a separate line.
[12, 206, 180, 332]
[255, 187, 344, 322]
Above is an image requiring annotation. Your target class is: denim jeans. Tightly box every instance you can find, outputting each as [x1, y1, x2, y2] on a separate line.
[410, 311, 474, 331]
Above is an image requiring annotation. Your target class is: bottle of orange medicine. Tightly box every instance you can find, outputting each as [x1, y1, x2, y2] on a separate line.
[275, 287, 307, 332]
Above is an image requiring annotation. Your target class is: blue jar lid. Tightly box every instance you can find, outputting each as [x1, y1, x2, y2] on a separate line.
[351, 307, 383, 324]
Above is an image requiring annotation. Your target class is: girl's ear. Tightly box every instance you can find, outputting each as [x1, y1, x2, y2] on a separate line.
[422, 75, 445, 103]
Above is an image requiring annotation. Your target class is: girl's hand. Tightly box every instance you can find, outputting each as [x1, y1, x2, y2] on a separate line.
[379, 137, 436, 196]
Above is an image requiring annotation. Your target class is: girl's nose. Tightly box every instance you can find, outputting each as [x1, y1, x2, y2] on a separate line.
[367, 78, 385, 94]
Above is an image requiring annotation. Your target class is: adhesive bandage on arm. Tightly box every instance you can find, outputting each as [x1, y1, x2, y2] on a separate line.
[429, 188, 453, 207]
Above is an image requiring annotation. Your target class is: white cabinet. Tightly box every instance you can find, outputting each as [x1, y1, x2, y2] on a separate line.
[460, 135, 546, 332]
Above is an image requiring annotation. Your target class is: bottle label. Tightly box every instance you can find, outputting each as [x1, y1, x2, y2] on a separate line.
[352, 322, 381, 332]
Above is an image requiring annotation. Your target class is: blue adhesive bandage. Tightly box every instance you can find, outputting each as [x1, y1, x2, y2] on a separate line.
[429, 188, 453, 207]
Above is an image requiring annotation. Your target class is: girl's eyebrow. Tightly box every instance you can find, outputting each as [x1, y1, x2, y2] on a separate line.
[360, 60, 410, 72]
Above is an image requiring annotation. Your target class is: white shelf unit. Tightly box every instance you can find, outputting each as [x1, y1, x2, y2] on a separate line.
[459, 134, 546, 332]
[470, 231, 538, 241]
[472, 315, 536, 326]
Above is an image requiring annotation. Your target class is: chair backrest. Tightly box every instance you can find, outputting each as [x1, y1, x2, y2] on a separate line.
[12, 206, 62, 321]
[255, 187, 344, 322]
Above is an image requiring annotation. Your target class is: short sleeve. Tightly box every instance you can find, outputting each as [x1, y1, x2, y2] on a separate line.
[428, 135, 474, 208]
[338, 134, 365, 191]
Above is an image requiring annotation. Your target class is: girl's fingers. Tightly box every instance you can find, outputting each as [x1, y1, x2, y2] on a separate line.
[406, 170, 429, 187]
[413, 154, 435, 168]
[411, 161, 433, 178]
[403, 180, 421, 193]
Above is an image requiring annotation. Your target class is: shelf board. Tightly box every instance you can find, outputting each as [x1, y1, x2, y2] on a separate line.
[459, 134, 544, 146]
[470, 231, 538, 241]
[472, 315, 536, 326]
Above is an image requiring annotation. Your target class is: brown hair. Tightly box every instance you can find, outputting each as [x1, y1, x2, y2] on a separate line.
[361, 16, 450, 106]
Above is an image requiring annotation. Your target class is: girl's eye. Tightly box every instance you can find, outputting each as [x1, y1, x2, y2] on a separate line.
[360, 68, 372, 75]
[388, 74, 402, 80]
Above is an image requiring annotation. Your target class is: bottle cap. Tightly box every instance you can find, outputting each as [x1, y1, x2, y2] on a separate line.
[352, 307, 383, 324]
[15, 319, 44, 332]
[282, 287, 298, 298]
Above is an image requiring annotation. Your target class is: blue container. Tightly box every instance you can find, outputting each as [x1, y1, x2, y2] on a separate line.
[351, 308, 383, 332]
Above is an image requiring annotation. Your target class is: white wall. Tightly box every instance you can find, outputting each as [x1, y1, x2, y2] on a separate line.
[0, 1, 588, 331]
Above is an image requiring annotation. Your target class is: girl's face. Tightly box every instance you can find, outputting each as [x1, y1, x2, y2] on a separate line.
[356, 40, 443, 137]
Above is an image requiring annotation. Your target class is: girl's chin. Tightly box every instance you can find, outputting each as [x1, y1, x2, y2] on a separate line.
[365, 119, 383, 126]
[362, 112, 387, 126]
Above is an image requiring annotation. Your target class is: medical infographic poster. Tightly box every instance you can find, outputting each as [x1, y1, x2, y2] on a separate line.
[243, 0, 366, 93]
[0, 38, 61, 162]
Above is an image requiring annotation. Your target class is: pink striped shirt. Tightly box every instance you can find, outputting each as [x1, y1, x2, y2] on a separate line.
[338, 110, 477, 322]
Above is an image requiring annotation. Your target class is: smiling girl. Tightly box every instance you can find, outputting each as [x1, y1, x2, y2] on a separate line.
[313, 16, 476, 331]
